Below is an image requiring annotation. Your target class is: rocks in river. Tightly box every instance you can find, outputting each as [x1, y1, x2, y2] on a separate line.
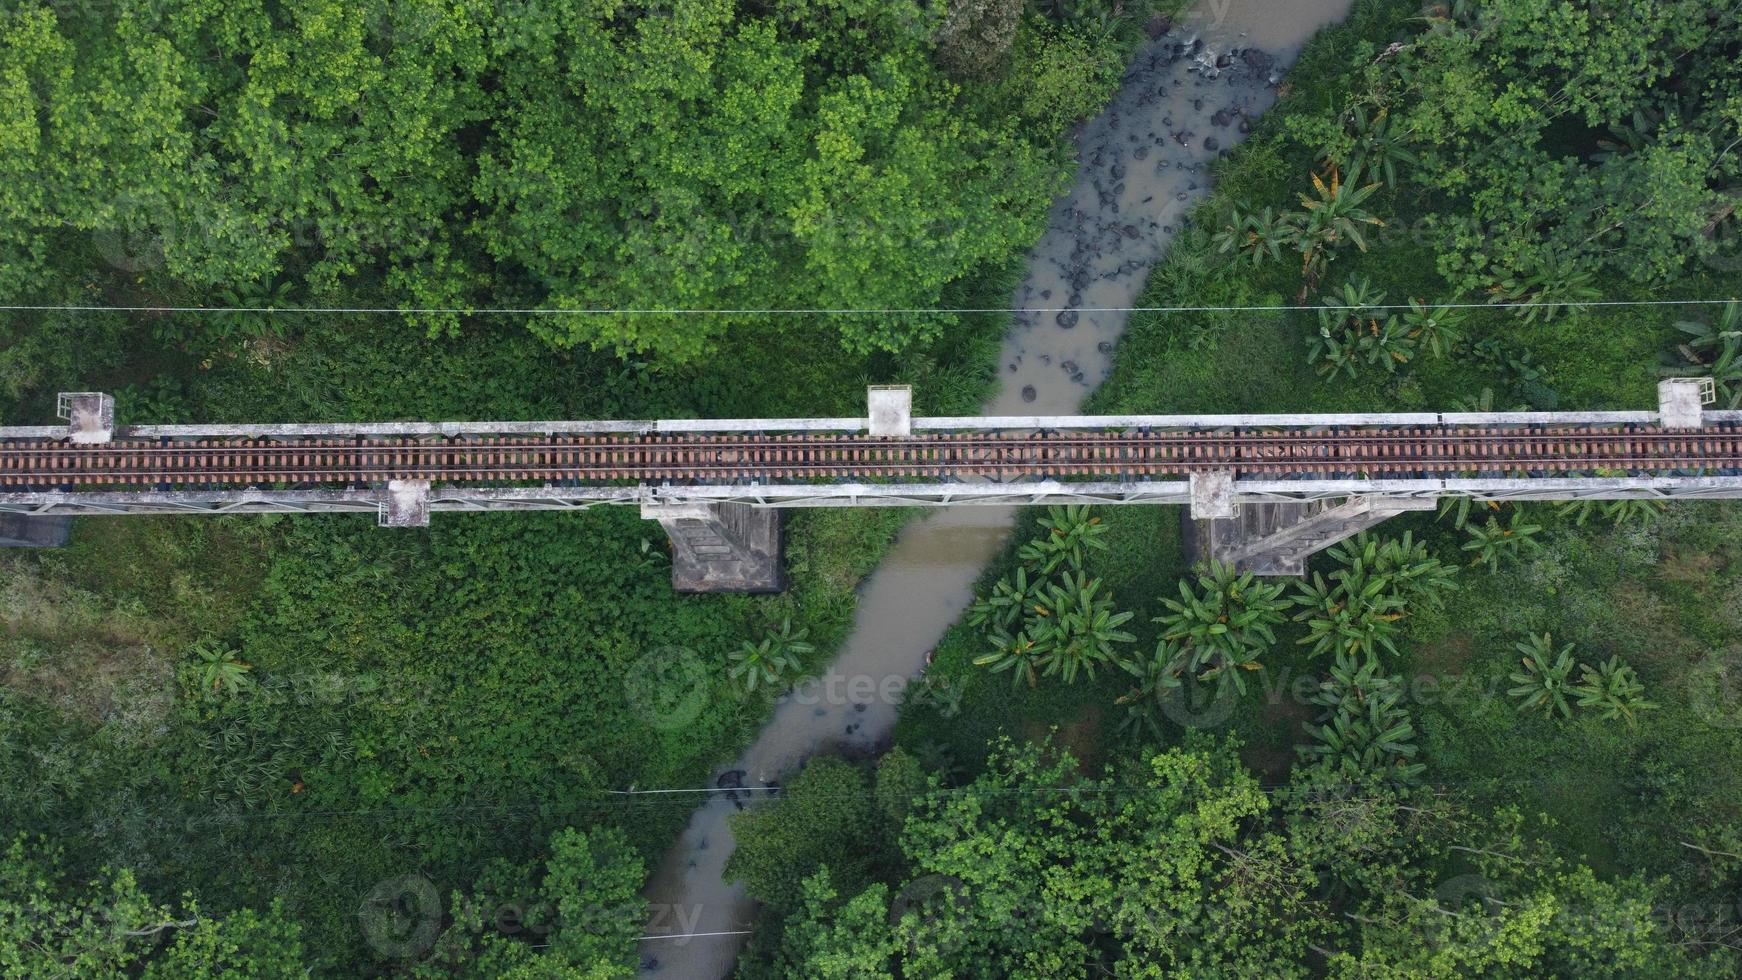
[1239, 118, 1252, 134]
[1133, 146, 1148, 161]
[1243, 48, 1275, 72]
[1176, 192, 1188, 201]
[1007, 362, 1018, 372]
[1122, 224, 1140, 239]
[1212, 108, 1235, 127]
[1039, 288, 1051, 299]
[716, 769, 745, 790]
[1040, 354, 1053, 365]
[853, 702, 866, 713]
[1021, 385, 1037, 403]
[1068, 292, 1082, 307]
[1112, 182, 1125, 196]
[1144, 13, 1170, 38]
[1062, 360, 1078, 375]
[1110, 162, 1125, 180]
[1216, 54, 1231, 69]
[1071, 371, 1086, 384]
[1164, 225, 1174, 233]
[1204, 136, 1220, 152]
[1098, 341, 1115, 354]
[1193, 98, 1203, 111]
[813, 707, 826, 717]
[1056, 310, 1079, 328]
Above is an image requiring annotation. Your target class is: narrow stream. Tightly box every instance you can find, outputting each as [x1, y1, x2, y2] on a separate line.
[638, 2, 1354, 974]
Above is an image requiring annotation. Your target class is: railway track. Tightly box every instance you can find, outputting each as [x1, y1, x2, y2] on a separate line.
[4, 426, 1742, 489]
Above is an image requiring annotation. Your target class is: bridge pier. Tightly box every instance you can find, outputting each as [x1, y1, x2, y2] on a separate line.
[642, 502, 784, 594]
[1187, 496, 1437, 577]
[0, 514, 73, 548]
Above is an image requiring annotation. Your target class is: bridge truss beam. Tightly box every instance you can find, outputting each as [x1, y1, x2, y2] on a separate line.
[5, 476, 1742, 520]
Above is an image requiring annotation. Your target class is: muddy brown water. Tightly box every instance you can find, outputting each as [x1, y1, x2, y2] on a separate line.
[636, 2, 1355, 975]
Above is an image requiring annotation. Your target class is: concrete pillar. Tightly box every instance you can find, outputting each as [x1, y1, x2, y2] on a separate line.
[642, 501, 783, 593]
[1186, 496, 1436, 577]
[57, 392, 114, 445]
[379, 480, 431, 528]
[1188, 470, 1237, 520]
[1658, 378, 1711, 429]
[868, 385, 913, 437]
[0, 513, 73, 548]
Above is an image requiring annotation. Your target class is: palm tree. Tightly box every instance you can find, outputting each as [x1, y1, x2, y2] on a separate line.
[1017, 505, 1108, 575]
[1292, 568, 1407, 662]
[1507, 633, 1576, 720]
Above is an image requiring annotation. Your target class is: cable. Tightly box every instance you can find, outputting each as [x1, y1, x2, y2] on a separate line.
[0, 297, 1737, 317]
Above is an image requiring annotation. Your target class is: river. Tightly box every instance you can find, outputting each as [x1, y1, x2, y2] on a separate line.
[637, 2, 1356, 974]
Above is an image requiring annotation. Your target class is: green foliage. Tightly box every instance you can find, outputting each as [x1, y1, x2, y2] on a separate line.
[1298, 653, 1426, 784]
[1152, 560, 1289, 693]
[1461, 510, 1546, 571]
[724, 757, 895, 915]
[1507, 633, 1578, 721]
[184, 640, 252, 698]
[1571, 655, 1659, 728]
[426, 825, 645, 977]
[0, 835, 304, 977]
[1668, 300, 1742, 408]
[971, 508, 1133, 687]
[935, 0, 1023, 80]
[729, 618, 815, 694]
[1293, 569, 1407, 663]
[1015, 505, 1109, 575]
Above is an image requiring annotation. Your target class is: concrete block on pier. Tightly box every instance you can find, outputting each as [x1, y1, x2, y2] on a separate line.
[1658, 378, 1711, 429]
[1188, 470, 1237, 520]
[58, 392, 114, 445]
[380, 480, 431, 528]
[0, 514, 73, 548]
[642, 501, 783, 593]
[868, 385, 913, 437]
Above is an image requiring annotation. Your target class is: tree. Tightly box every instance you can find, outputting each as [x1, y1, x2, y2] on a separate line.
[729, 619, 815, 694]
[1508, 633, 1578, 721]
[1152, 561, 1290, 693]
[0, 835, 304, 977]
[934, 0, 1023, 81]
[1461, 510, 1545, 571]
[1571, 655, 1659, 728]
[725, 758, 888, 914]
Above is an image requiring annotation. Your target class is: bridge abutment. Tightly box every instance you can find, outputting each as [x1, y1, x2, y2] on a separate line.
[642, 502, 784, 594]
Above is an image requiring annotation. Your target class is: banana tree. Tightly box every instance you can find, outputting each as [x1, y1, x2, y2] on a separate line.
[1461, 510, 1545, 571]
[1017, 505, 1108, 575]
[1212, 207, 1292, 267]
[1154, 561, 1289, 692]
[1030, 572, 1135, 685]
[1507, 633, 1577, 720]
[1572, 655, 1658, 728]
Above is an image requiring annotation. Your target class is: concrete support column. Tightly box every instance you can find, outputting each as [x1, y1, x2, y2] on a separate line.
[868, 385, 913, 437]
[379, 480, 431, 528]
[0, 513, 74, 548]
[642, 501, 784, 594]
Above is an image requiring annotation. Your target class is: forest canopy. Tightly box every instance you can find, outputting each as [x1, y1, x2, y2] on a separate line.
[0, 0, 1121, 366]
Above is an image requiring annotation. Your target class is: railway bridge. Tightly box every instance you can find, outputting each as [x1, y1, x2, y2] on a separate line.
[3, 383, 1738, 589]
